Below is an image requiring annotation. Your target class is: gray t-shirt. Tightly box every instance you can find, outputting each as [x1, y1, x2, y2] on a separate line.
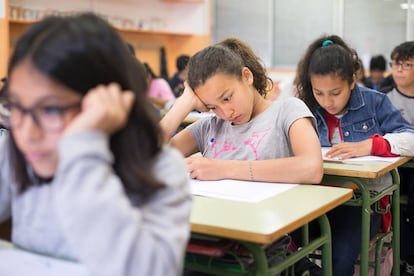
[387, 88, 414, 125]
[188, 97, 315, 160]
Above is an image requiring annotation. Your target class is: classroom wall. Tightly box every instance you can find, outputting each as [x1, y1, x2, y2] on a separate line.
[5, 0, 212, 78]
[9, 0, 210, 35]
[214, 0, 413, 73]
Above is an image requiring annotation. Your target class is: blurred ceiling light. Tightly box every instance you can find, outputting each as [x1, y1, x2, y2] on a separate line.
[400, 3, 414, 9]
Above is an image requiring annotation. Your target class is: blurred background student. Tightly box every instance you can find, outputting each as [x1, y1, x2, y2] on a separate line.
[364, 54, 387, 90]
[144, 62, 176, 111]
[387, 40, 414, 275]
[168, 54, 190, 97]
[355, 58, 368, 88]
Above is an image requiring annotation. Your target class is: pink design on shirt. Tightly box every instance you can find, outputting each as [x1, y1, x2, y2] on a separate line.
[210, 128, 271, 159]
[211, 141, 237, 158]
[243, 128, 271, 160]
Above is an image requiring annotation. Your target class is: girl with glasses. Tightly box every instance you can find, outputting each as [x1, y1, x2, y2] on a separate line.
[387, 40, 414, 275]
[0, 13, 191, 276]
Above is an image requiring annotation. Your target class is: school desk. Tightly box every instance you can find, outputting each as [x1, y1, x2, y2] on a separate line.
[323, 156, 412, 276]
[187, 183, 353, 275]
[183, 111, 215, 124]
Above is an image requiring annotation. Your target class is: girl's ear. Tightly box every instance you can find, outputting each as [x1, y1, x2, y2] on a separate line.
[241, 67, 254, 85]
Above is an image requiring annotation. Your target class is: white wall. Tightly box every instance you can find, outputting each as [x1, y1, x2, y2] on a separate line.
[214, 0, 413, 69]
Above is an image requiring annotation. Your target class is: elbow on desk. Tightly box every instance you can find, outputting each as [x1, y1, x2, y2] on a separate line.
[302, 161, 324, 184]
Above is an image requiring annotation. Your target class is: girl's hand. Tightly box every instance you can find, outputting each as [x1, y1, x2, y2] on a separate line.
[326, 139, 372, 159]
[64, 83, 135, 136]
[186, 156, 221, 180]
[181, 82, 210, 113]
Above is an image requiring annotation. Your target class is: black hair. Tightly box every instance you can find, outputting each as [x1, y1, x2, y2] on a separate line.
[0, 78, 7, 129]
[176, 55, 190, 72]
[296, 34, 360, 112]
[7, 13, 164, 195]
[0, 78, 6, 101]
[187, 37, 272, 96]
[126, 42, 136, 56]
[391, 41, 414, 62]
[369, 55, 386, 71]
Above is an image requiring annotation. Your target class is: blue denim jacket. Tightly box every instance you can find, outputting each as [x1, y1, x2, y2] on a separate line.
[315, 85, 414, 146]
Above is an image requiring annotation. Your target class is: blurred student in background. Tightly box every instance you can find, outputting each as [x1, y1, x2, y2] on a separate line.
[387, 40, 414, 275]
[168, 54, 190, 97]
[365, 54, 387, 90]
[387, 41, 414, 125]
[355, 58, 368, 87]
[144, 62, 176, 110]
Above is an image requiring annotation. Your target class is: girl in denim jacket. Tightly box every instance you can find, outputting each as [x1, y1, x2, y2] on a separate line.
[296, 34, 414, 276]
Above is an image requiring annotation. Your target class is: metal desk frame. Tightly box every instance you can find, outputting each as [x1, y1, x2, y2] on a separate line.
[323, 156, 411, 276]
[186, 184, 352, 275]
[185, 215, 331, 275]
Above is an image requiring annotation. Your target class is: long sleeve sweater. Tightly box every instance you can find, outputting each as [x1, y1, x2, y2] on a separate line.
[0, 131, 192, 276]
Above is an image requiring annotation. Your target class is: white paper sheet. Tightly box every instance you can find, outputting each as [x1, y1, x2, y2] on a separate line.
[0, 249, 90, 276]
[190, 179, 297, 203]
[321, 147, 400, 163]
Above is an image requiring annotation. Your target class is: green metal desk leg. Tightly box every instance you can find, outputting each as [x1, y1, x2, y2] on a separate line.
[374, 236, 385, 276]
[323, 175, 371, 276]
[319, 214, 333, 276]
[391, 168, 400, 276]
[324, 172, 400, 276]
[302, 223, 309, 246]
[240, 242, 268, 276]
[241, 216, 332, 275]
[351, 177, 371, 276]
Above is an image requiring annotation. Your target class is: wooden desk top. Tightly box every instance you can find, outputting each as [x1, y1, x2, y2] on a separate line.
[182, 111, 215, 124]
[190, 184, 352, 244]
[323, 156, 412, 178]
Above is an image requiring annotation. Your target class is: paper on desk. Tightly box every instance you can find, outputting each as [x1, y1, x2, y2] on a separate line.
[321, 147, 400, 163]
[0, 249, 90, 276]
[190, 179, 297, 203]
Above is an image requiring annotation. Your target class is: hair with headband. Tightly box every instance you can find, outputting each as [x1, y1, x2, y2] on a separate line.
[296, 35, 361, 111]
[322, 40, 333, 47]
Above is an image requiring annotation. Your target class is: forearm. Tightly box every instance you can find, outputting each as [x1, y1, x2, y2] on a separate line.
[148, 96, 167, 110]
[222, 157, 323, 184]
[159, 95, 195, 143]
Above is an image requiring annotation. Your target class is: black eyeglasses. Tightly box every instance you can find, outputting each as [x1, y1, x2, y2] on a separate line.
[4, 101, 81, 132]
[389, 61, 414, 70]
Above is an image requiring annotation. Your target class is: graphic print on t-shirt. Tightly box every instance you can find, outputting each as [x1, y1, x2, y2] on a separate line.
[211, 128, 271, 159]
